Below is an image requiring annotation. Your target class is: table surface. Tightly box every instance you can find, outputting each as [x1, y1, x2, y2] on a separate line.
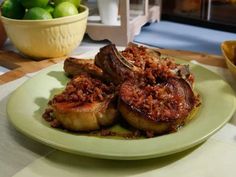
[0, 37, 236, 177]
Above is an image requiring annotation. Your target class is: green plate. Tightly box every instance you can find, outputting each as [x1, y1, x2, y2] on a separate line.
[7, 61, 236, 160]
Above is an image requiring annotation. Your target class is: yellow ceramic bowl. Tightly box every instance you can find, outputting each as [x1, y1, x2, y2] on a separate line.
[221, 40, 236, 79]
[0, 5, 88, 59]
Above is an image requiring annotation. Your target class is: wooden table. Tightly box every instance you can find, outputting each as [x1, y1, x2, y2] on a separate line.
[0, 48, 227, 84]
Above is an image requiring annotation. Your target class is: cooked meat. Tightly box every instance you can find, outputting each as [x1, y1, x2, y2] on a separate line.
[46, 74, 118, 131]
[44, 44, 200, 137]
[95, 44, 194, 85]
[95, 44, 200, 135]
[118, 78, 198, 134]
[95, 44, 142, 84]
[64, 57, 105, 79]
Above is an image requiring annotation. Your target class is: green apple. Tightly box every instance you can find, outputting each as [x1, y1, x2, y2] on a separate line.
[53, 0, 81, 7]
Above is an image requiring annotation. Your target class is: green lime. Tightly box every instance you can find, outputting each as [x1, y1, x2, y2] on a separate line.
[44, 4, 54, 15]
[53, 0, 80, 7]
[23, 7, 52, 20]
[1, 0, 25, 19]
[19, 0, 49, 9]
[53, 2, 78, 18]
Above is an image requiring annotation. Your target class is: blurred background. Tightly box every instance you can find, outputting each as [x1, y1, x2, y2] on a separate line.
[1, 0, 236, 55]
[162, 0, 236, 32]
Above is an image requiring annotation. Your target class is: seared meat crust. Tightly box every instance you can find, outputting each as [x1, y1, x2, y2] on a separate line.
[46, 74, 118, 131]
[64, 57, 105, 79]
[119, 78, 196, 133]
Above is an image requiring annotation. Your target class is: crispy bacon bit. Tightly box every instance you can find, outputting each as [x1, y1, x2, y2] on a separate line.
[121, 45, 153, 70]
[51, 74, 115, 106]
[42, 108, 54, 121]
[120, 78, 196, 123]
[122, 45, 194, 85]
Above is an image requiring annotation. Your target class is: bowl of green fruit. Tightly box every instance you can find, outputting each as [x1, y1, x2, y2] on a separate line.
[0, 0, 88, 59]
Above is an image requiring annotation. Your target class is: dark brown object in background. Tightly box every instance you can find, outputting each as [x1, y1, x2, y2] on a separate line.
[162, 0, 236, 32]
[175, 0, 201, 12]
[210, 0, 236, 24]
[0, 19, 7, 48]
